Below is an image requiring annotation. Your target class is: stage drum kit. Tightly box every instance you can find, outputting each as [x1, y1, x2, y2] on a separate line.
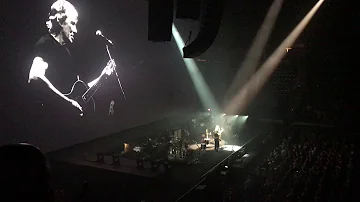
[168, 129, 190, 161]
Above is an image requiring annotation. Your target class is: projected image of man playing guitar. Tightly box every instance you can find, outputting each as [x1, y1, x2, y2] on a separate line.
[28, 0, 115, 116]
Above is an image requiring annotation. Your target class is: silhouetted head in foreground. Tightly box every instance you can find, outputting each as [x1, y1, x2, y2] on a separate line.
[0, 143, 51, 202]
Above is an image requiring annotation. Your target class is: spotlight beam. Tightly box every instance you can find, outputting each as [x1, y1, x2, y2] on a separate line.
[224, 0, 284, 104]
[225, 0, 325, 114]
[172, 24, 220, 113]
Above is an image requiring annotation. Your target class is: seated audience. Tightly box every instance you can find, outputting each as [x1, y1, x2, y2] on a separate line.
[245, 128, 355, 202]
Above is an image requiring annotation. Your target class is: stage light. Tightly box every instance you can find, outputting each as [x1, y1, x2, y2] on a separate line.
[220, 145, 242, 152]
[172, 24, 220, 112]
[225, 0, 284, 102]
[224, 0, 324, 115]
[235, 115, 239, 117]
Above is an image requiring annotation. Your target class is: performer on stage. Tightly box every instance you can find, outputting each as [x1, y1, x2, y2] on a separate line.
[201, 134, 206, 150]
[28, 0, 114, 116]
[214, 132, 220, 152]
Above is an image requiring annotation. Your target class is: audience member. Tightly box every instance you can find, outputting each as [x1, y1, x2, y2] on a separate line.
[0, 143, 52, 202]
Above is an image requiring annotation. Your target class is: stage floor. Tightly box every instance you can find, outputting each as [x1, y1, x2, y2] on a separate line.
[47, 133, 250, 201]
[49, 149, 232, 202]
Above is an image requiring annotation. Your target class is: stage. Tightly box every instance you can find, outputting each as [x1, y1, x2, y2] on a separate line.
[46, 118, 251, 201]
[49, 140, 232, 177]
[49, 144, 234, 201]
[48, 144, 247, 201]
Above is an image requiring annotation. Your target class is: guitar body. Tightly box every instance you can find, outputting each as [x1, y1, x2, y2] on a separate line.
[67, 81, 96, 115]
[65, 59, 115, 116]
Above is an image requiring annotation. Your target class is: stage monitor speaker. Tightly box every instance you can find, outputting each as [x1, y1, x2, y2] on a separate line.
[176, 0, 201, 20]
[183, 0, 224, 58]
[148, 0, 174, 42]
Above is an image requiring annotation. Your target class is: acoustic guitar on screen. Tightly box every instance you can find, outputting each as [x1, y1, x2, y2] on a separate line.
[64, 59, 116, 116]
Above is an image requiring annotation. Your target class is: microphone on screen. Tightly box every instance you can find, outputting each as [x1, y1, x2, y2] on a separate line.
[95, 30, 113, 45]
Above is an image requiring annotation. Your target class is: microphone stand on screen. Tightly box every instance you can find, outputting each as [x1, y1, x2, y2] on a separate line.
[105, 43, 127, 101]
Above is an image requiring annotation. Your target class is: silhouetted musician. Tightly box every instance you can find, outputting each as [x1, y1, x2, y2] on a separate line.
[214, 133, 220, 152]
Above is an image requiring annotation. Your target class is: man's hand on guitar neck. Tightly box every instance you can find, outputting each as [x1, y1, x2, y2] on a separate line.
[102, 59, 116, 76]
[88, 59, 116, 88]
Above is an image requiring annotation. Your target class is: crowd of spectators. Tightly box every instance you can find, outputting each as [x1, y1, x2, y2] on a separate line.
[243, 127, 356, 202]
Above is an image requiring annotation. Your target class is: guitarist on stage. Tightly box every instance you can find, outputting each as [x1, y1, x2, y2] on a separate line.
[214, 133, 220, 152]
[28, 0, 113, 115]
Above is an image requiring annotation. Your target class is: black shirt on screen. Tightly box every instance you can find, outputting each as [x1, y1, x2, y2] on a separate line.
[29, 34, 81, 119]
